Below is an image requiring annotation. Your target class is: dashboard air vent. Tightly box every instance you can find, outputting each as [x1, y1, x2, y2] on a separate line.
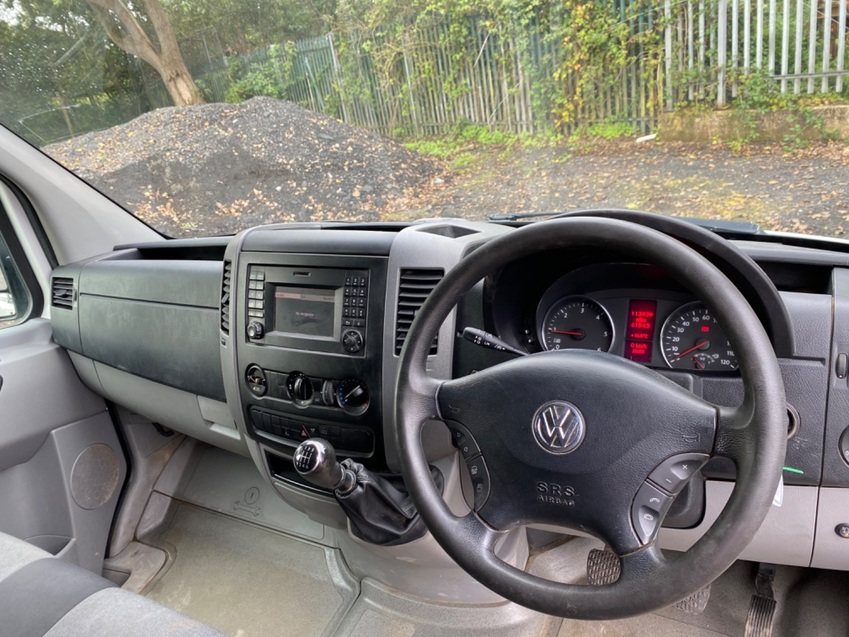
[395, 268, 443, 355]
[51, 277, 75, 309]
[220, 260, 232, 334]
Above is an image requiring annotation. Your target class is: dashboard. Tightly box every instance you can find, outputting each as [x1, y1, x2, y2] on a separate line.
[46, 216, 849, 573]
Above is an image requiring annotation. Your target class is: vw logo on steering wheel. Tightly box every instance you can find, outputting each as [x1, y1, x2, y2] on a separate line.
[532, 401, 586, 455]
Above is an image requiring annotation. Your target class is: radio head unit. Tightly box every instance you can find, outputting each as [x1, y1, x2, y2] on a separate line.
[246, 265, 370, 355]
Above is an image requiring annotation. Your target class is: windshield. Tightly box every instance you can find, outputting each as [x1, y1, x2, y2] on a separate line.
[1, 0, 847, 238]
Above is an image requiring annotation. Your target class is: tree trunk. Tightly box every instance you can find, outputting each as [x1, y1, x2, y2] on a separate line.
[162, 69, 203, 106]
[86, 0, 204, 106]
[151, 54, 204, 106]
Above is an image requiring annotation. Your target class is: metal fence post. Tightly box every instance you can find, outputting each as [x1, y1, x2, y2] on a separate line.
[822, 0, 833, 92]
[838, 0, 848, 92]
[665, 0, 674, 110]
[793, 0, 803, 93]
[781, 0, 790, 92]
[807, 0, 819, 93]
[718, 0, 728, 106]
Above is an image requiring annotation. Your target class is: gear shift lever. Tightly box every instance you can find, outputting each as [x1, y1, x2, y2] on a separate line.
[293, 438, 356, 494]
[294, 437, 444, 546]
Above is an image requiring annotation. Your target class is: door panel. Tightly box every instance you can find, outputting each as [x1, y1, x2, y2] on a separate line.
[0, 317, 127, 574]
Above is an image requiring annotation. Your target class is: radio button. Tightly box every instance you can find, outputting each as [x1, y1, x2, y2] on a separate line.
[342, 330, 364, 354]
[247, 321, 264, 339]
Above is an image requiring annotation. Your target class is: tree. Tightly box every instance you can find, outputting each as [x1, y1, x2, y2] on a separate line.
[85, 0, 203, 105]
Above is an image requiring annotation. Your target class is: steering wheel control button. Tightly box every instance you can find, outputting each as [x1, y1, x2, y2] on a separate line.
[532, 400, 585, 455]
[631, 482, 673, 545]
[837, 353, 849, 379]
[839, 427, 849, 467]
[648, 453, 709, 495]
[446, 422, 481, 460]
[245, 365, 268, 397]
[836, 524, 849, 539]
[465, 456, 491, 509]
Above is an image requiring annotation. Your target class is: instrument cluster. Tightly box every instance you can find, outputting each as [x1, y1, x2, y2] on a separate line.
[538, 294, 737, 371]
[527, 262, 739, 373]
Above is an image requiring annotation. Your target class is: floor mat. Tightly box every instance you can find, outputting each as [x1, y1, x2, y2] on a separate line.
[336, 579, 561, 637]
[142, 503, 357, 637]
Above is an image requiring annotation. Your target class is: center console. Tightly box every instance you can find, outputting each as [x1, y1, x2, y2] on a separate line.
[229, 229, 394, 496]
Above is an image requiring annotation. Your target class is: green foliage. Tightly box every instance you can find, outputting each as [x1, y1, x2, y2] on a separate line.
[552, 0, 662, 127]
[405, 125, 518, 157]
[404, 139, 459, 157]
[583, 121, 634, 139]
[163, 0, 334, 55]
[731, 67, 793, 113]
[224, 44, 295, 103]
[0, 0, 149, 144]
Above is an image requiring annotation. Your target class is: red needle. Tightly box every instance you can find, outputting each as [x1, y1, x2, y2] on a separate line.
[691, 357, 705, 370]
[550, 329, 584, 337]
[672, 340, 710, 361]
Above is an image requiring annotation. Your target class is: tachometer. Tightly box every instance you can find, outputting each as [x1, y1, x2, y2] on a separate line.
[541, 296, 614, 352]
[660, 302, 738, 371]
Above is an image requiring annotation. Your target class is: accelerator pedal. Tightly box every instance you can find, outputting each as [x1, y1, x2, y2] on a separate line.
[744, 564, 777, 637]
[586, 548, 620, 585]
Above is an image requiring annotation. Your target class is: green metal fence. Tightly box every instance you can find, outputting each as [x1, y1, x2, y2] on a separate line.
[214, 13, 662, 137]
[29, 0, 849, 146]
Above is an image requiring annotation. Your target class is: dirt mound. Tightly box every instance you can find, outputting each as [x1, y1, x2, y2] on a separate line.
[46, 97, 440, 237]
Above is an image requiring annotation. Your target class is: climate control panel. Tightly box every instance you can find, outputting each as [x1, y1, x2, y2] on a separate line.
[245, 365, 370, 415]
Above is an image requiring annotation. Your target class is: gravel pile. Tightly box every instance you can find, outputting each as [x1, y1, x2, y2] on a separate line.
[46, 97, 440, 237]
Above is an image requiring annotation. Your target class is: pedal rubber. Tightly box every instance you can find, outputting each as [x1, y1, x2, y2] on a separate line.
[673, 585, 712, 614]
[744, 594, 777, 637]
[586, 548, 620, 586]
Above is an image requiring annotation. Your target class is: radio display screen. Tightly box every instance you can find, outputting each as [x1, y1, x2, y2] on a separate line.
[273, 286, 336, 337]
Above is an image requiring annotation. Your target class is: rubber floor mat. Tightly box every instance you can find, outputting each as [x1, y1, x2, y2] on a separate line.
[143, 504, 357, 637]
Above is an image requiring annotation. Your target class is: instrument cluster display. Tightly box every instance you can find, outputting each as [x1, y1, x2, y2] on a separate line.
[538, 294, 738, 372]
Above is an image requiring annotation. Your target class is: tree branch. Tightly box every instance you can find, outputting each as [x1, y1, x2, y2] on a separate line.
[85, 0, 160, 64]
[140, 0, 180, 58]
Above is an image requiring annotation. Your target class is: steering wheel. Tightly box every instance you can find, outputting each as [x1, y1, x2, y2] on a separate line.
[395, 217, 787, 619]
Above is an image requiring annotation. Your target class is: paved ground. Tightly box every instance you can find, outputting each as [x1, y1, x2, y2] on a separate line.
[388, 139, 849, 239]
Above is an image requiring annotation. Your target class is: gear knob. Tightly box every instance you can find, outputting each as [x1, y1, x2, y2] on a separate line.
[293, 438, 355, 493]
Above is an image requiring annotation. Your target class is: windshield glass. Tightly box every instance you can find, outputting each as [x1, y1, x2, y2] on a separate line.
[1, 0, 848, 238]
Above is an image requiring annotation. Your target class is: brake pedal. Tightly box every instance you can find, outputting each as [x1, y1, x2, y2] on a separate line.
[586, 548, 620, 585]
[744, 563, 777, 637]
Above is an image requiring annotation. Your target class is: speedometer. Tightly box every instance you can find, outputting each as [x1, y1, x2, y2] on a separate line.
[660, 302, 738, 371]
[541, 296, 614, 352]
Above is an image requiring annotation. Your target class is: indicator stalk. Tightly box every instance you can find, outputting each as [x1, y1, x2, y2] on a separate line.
[462, 327, 527, 356]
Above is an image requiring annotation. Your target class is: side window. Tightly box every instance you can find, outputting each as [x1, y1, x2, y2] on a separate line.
[0, 231, 32, 329]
